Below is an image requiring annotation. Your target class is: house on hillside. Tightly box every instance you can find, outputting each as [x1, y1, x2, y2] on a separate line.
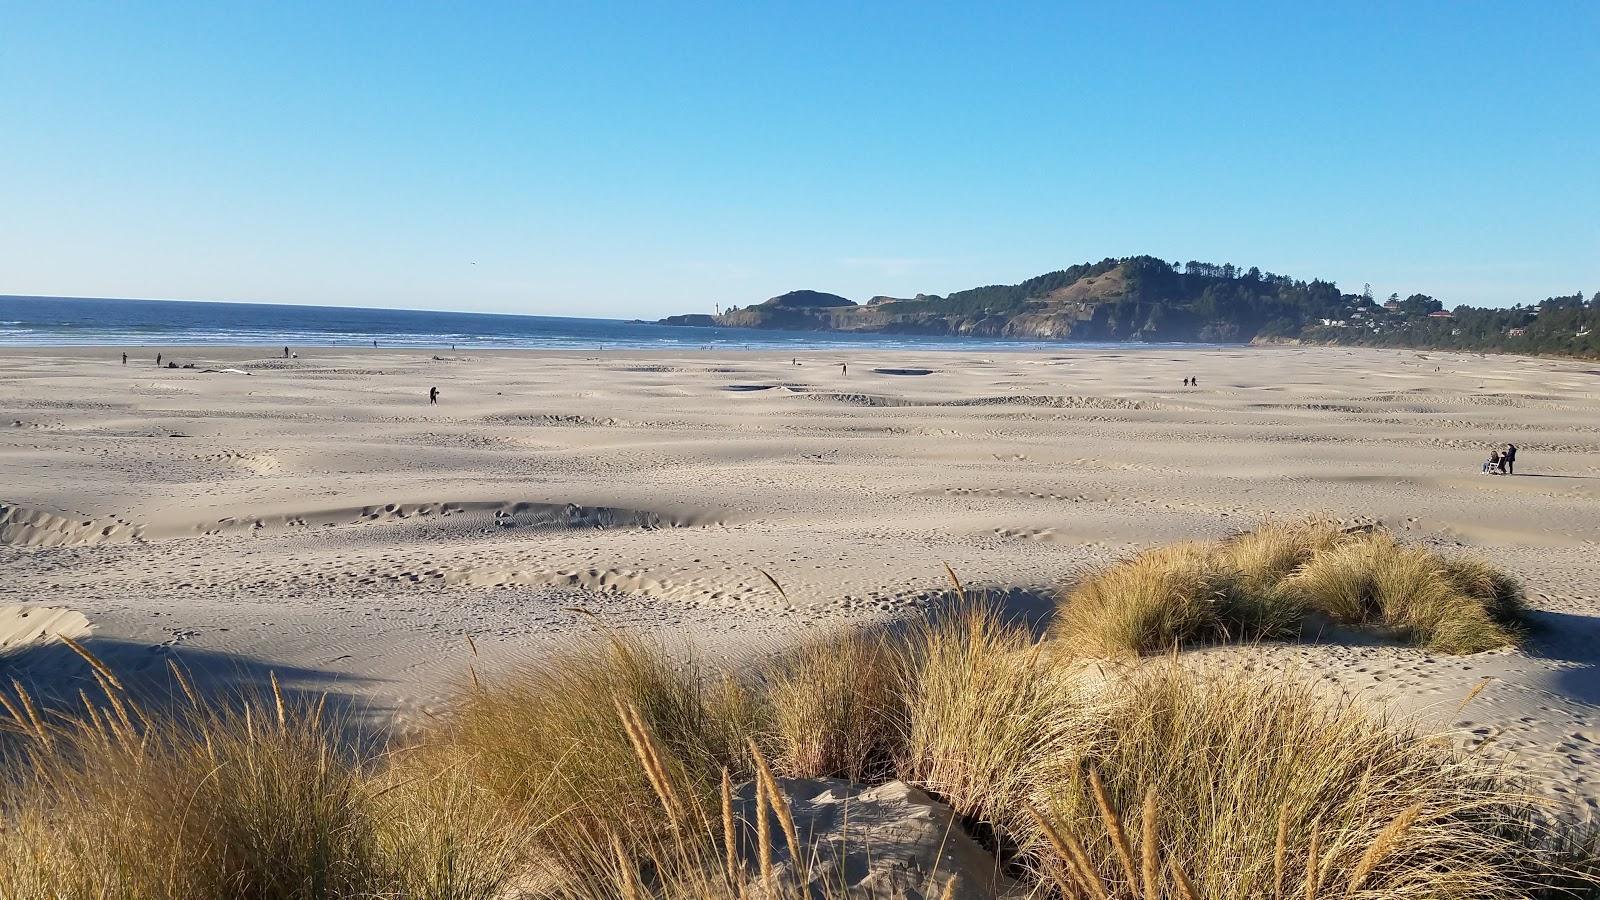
[1428, 310, 1454, 319]
[1507, 327, 1527, 337]
[1383, 298, 1402, 311]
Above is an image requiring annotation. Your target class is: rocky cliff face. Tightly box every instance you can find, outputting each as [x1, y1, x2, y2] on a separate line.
[656, 313, 718, 327]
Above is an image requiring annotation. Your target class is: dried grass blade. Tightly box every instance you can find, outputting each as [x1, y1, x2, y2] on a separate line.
[60, 634, 123, 692]
[722, 766, 739, 887]
[1090, 767, 1140, 890]
[1141, 787, 1159, 900]
[1027, 802, 1108, 900]
[1347, 802, 1423, 893]
[749, 737, 804, 878]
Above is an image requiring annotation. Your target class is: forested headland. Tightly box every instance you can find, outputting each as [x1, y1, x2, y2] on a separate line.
[661, 255, 1600, 357]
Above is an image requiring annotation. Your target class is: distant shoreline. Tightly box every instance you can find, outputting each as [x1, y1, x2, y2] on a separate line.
[6, 293, 1592, 361]
[0, 294, 1232, 354]
[4, 344, 1595, 371]
[4, 338, 1594, 367]
[0, 342, 1242, 358]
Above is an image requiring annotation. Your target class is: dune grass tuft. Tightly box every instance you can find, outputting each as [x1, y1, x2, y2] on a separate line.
[1057, 521, 1529, 656]
[369, 748, 537, 900]
[418, 630, 758, 863]
[1019, 662, 1543, 899]
[1217, 519, 1347, 586]
[901, 603, 1079, 833]
[0, 673, 396, 900]
[1286, 530, 1524, 653]
[1053, 542, 1300, 656]
[761, 628, 904, 781]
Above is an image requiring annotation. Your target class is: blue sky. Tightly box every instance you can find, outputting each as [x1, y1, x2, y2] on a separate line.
[2, 2, 1595, 318]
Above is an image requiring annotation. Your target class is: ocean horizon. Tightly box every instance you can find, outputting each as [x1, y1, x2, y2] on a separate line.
[0, 294, 1214, 353]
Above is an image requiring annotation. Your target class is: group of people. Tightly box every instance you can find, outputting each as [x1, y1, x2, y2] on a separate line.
[1182, 376, 1199, 387]
[131, 346, 449, 406]
[1482, 443, 1519, 475]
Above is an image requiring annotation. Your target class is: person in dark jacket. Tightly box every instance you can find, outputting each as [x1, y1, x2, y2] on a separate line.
[429, 386, 439, 405]
[1502, 443, 1517, 475]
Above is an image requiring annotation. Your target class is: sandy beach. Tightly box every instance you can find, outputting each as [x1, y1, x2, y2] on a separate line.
[3, 344, 1599, 816]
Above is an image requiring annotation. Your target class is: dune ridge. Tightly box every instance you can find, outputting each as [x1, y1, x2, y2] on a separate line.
[0, 498, 721, 547]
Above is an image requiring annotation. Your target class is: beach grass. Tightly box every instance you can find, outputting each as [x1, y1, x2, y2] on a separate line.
[1020, 662, 1542, 899]
[1052, 542, 1284, 655]
[0, 577, 1583, 899]
[1285, 530, 1524, 653]
[0, 671, 393, 900]
[415, 630, 758, 871]
[761, 627, 903, 782]
[900, 603, 1077, 829]
[1056, 522, 1529, 656]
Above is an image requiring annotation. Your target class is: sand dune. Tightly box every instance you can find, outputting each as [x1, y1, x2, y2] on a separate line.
[0, 606, 90, 652]
[3, 344, 1600, 814]
[0, 498, 719, 547]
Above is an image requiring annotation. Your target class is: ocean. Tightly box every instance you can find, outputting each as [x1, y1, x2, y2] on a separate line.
[0, 294, 1169, 352]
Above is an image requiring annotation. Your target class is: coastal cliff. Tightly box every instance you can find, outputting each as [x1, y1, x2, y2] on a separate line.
[663, 258, 1265, 342]
[656, 255, 1600, 356]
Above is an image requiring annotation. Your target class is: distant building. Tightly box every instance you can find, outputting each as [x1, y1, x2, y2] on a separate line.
[1383, 299, 1402, 311]
[1507, 327, 1527, 337]
[1428, 310, 1454, 318]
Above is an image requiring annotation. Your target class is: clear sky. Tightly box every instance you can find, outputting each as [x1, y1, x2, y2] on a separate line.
[2, 2, 1596, 319]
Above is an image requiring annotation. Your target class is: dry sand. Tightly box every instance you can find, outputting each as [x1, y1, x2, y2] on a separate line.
[2, 344, 1598, 815]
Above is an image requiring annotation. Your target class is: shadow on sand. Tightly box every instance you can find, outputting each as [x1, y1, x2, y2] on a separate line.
[872, 584, 1060, 643]
[1519, 610, 1600, 705]
[0, 636, 386, 753]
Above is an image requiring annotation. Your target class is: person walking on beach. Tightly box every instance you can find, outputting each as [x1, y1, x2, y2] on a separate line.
[841, 363, 847, 376]
[156, 353, 162, 366]
[1503, 443, 1517, 475]
[428, 386, 439, 405]
[121, 352, 127, 365]
[283, 346, 290, 358]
